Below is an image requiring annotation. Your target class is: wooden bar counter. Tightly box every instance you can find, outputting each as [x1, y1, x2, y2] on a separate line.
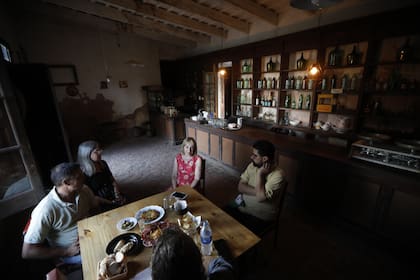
[185, 118, 420, 254]
[78, 186, 260, 280]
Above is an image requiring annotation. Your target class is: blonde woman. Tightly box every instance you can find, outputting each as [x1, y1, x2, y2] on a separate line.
[171, 137, 202, 189]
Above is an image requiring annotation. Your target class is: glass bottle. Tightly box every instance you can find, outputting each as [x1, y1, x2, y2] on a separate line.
[350, 74, 357, 91]
[242, 60, 248, 73]
[328, 46, 340, 66]
[331, 75, 337, 89]
[297, 94, 303, 109]
[296, 52, 307, 70]
[302, 76, 308, 90]
[284, 94, 290, 108]
[255, 94, 260, 106]
[305, 94, 311, 110]
[290, 76, 295, 89]
[321, 76, 327, 91]
[267, 57, 273, 71]
[347, 45, 359, 65]
[285, 77, 290, 89]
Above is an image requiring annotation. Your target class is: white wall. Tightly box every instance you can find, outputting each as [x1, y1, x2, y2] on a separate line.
[1, 1, 162, 121]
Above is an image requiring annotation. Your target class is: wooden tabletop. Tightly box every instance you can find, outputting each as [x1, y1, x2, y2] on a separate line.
[78, 186, 261, 280]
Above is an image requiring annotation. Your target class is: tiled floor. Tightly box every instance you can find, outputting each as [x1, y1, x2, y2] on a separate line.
[103, 136, 418, 279]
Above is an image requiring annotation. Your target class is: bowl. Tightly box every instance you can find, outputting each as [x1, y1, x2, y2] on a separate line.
[289, 119, 301, 126]
[227, 123, 237, 129]
[174, 200, 188, 215]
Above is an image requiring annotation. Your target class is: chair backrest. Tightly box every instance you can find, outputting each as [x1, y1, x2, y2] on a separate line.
[259, 180, 288, 246]
[198, 158, 206, 196]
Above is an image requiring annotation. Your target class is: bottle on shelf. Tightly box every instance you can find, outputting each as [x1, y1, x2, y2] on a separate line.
[272, 77, 276, 89]
[283, 111, 290, 126]
[285, 77, 290, 89]
[200, 220, 213, 256]
[267, 78, 272, 89]
[255, 94, 260, 106]
[328, 46, 340, 66]
[297, 52, 307, 70]
[305, 94, 311, 110]
[271, 92, 276, 107]
[302, 76, 308, 90]
[257, 79, 262, 89]
[295, 76, 302, 90]
[321, 76, 327, 91]
[342, 75, 348, 90]
[267, 57, 274, 71]
[291, 98, 296, 109]
[262, 77, 267, 88]
[308, 78, 314, 90]
[284, 94, 290, 108]
[242, 60, 249, 73]
[347, 45, 359, 65]
[331, 75, 337, 89]
[290, 76, 295, 89]
[298, 94, 303, 109]
[350, 74, 357, 91]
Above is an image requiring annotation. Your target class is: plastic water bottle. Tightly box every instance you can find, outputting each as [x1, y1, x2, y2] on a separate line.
[200, 220, 213, 256]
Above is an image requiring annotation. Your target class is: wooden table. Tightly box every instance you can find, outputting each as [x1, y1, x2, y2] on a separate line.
[78, 186, 261, 280]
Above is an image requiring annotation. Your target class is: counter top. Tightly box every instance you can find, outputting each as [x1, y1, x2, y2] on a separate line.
[185, 119, 420, 189]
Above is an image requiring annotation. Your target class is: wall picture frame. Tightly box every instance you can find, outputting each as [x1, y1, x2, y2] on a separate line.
[48, 64, 79, 86]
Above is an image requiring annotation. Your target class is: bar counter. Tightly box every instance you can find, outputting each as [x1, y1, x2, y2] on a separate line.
[185, 118, 420, 254]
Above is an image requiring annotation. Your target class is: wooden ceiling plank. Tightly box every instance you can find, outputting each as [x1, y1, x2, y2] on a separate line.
[158, 0, 250, 33]
[225, 0, 278, 25]
[98, 0, 226, 37]
[45, 0, 209, 43]
[124, 12, 211, 44]
[132, 25, 196, 47]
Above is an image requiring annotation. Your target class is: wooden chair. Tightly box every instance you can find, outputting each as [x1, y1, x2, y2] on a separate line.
[258, 180, 288, 247]
[197, 157, 206, 196]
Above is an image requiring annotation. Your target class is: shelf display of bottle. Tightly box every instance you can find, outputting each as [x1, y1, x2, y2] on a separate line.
[278, 50, 317, 129]
[311, 42, 368, 135]
[361, 35, 420, 135]
[234, 58, 253, 118]
[253, 55, 281, 123]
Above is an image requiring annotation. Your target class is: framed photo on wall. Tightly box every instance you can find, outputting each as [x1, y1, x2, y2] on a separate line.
[48, 64, 79, 86]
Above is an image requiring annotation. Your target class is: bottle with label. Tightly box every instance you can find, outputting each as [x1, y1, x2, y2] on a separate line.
[302, 76, 308, 90]
[295, 76, 302, 90]
[262, 77, 267, 88]
[200, 220, 213, 256]
[321, 76, 327, 90]
[291, 98, 296, 109]
[271, 92, 276, 107]
[290, 76, 295, 89]
[331, 75, 337, 89]
[307, 79, 314, 90]
[255, 94, 260, 106]
[272, 77, 276, 89]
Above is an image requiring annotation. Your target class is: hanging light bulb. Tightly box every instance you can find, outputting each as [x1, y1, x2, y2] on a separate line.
[219, 69, 226, 76]
[308, 63, 322, 76]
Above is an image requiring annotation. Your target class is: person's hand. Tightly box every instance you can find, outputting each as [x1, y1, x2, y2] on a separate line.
[65, 240, 80, 257]
[258, 162, 271, 177]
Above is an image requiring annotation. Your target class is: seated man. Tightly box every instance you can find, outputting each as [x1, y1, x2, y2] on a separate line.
[135, 228, 235, 280]
[224, 140, 286, 234]
[22, 162, 99, 266]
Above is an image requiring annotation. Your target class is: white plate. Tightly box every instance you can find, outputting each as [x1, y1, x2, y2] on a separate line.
[116, 217, 138, 231]
[221, 127, 240, 131]
[135, 205, 165, 225]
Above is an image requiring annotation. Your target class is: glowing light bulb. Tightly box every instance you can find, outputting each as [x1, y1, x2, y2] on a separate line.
[219, 69, 226, 76]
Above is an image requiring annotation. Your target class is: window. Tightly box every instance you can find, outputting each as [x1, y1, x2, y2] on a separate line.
[0, 39, 12, 62]
[0, 62, 44, 219]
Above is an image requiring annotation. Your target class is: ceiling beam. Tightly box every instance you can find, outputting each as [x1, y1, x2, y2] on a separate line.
[225, 0, 279, 26]
[96, 0, 227, 37]
[44, 0, 209, 43]
[157, 0, 250, 33]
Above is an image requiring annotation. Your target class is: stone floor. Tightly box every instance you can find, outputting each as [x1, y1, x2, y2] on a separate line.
[103, 136, 418, 280]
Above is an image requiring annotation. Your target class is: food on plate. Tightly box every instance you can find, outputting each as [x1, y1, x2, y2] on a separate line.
[180, 214, 194, 230]
[113, 240, 126, 253]
[140, 209, 160, 222]
[121, 219, 134, 230]
[141, 221, 172, 247]
[119, 241, 134, 254]
[98, 253, 127, 280]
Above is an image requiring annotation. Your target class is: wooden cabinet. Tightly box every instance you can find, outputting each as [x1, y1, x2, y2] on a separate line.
[360, 35, 420, 136]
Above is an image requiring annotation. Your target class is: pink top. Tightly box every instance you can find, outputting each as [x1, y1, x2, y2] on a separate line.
[175, 153, 199, 187]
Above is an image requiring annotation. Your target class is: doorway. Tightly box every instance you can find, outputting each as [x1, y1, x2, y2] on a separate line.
[217, 61, 232, 119]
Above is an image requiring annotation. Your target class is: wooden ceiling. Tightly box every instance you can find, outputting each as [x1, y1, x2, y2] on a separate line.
[42, 0, 418, 53]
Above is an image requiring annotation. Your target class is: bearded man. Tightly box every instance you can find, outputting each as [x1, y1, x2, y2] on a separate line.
[224, 140, 286, 233]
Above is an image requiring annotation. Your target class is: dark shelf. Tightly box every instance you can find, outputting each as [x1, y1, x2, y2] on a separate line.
[324, 64, 364, 70]
[364, 90, 420, 96]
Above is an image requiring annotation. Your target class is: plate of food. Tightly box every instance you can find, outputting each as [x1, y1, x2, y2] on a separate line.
[116, 217, 137, 231]
[140, 221, 173, 247]
[106, 233, 143, 255]
[135, 205, 165, 225]
[177, 212, 201, 236]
